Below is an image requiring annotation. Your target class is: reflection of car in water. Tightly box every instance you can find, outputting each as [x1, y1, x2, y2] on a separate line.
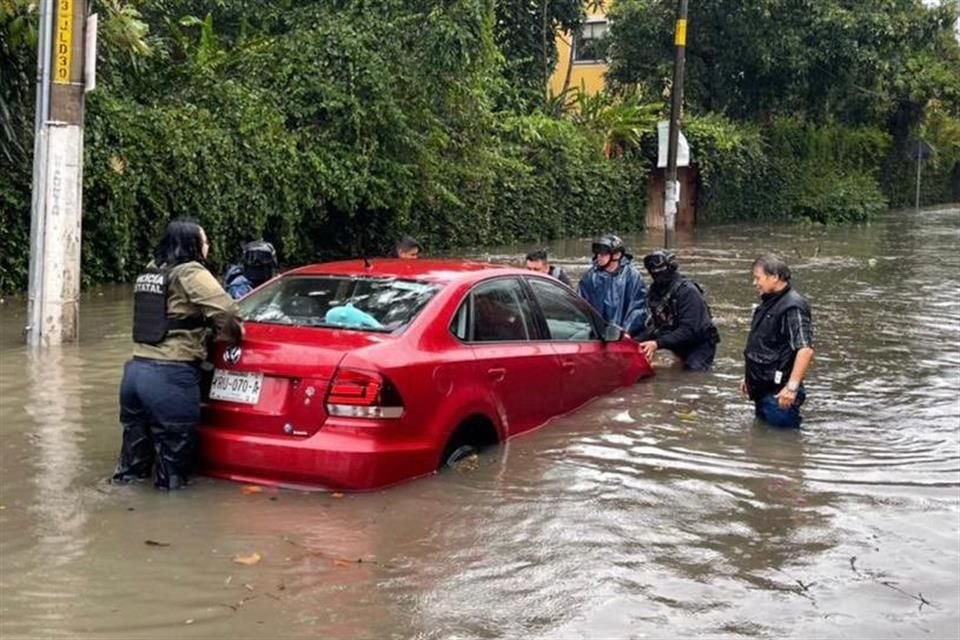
[199, 259, 654, 491]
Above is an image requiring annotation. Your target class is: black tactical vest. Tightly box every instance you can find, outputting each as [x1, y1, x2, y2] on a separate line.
[743, 287, 809, 400]
[132, 264, 205, 345]
[649, 277, 718, 341]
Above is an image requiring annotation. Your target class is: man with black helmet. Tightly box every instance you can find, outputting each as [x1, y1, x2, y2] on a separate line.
[637, 250, 719, 371]
[577, 234, 648, 336]
[740, 254, 815, 428]
[224, 239, 279, 299]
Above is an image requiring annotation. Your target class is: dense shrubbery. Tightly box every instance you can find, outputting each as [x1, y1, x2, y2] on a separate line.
[610, 0, 960, 222]
[2, 0, 958, 292]
[0, 0, 646, 292]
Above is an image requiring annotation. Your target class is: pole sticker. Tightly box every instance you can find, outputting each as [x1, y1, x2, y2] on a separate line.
[54, 0, 73, 85]
[675, 18, 687, 47]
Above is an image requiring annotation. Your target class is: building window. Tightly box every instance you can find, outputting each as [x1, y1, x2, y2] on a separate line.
[573, 20, 609, 64]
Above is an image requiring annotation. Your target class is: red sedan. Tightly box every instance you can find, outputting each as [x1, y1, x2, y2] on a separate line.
[199, 259, 653, 491]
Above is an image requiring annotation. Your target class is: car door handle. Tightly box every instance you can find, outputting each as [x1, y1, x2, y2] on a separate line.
[487, 367, 506, 383]
[561, 360, 576, 374]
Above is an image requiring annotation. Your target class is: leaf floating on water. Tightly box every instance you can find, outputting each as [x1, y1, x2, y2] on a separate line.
[333, 559, 352, 567]
[185, 619, 195, 625]
[674, 410, 698, 422]
[145, 540, 171, 547]
[241, 485, 263, 495]
[233, 552, 262, 566]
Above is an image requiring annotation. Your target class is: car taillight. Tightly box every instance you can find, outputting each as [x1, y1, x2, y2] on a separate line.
[325, 368, 404, 419]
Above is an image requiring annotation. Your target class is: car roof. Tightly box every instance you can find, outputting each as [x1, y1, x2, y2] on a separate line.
[285, 258, 531, 285]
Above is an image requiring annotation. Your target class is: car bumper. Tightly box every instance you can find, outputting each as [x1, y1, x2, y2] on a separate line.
[198, 424, 439, 491]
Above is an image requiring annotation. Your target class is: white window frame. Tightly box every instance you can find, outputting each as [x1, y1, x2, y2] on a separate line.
[572, 19, 609, 65]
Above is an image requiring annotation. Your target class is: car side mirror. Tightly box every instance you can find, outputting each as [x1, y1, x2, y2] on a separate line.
[602, 324, 624, 343]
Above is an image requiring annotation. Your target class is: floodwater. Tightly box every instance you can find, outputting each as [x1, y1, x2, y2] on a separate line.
[1, 206, 958, 639]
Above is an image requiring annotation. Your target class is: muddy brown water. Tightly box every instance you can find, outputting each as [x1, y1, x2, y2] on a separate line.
[1, 207, 958, 639]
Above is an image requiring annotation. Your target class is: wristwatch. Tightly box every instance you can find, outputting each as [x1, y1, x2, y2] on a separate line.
[786, 381, 800, 392]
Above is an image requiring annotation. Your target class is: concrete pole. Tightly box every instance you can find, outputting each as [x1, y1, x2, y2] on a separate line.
[664, 0, 688, 249]
[27, 0, 87, 347]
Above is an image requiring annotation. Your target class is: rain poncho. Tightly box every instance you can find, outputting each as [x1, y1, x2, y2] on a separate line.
[223, 264, 253, 299]
[578, 257, 649, 336]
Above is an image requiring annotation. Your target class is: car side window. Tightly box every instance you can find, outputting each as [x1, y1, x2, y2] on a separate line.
[528, 278, 599, 341]
[465, 278, 536, 342]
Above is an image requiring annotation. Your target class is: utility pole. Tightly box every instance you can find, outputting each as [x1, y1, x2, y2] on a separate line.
[664, 0, 688, 249]
[27, 0, 89, 347]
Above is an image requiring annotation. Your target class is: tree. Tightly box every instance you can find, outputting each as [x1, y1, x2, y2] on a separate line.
[606, 0, 960, 128]
[493, 0, 587, 111]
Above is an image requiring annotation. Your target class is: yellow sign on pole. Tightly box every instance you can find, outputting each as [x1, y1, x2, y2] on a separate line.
[675, 18, 687, 47]
[54, 0, 73, 85]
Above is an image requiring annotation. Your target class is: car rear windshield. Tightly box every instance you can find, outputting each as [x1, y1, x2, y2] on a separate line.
[238, 275, 441, 332]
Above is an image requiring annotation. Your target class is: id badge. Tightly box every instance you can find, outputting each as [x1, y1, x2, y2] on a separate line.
[774, 370, 783, 384]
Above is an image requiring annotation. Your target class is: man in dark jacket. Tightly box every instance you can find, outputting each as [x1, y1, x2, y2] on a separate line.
[224, 239, 278, 299]
[525, 249, 572, 287]
[740, 254, 815, 428]
[577, 234, 648, 336]
[637, 250, 719, 371]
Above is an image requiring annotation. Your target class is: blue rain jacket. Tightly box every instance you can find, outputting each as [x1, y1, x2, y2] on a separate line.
[577, 257, 649, 336]
[223, 264, 253, 300]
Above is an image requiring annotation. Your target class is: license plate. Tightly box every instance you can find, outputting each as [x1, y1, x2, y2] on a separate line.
[209, 369, 263, 405]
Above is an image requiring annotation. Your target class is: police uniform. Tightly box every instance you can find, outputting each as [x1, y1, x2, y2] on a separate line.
[113, 261, 241, 489]
[644, 271, 719, 371]
[743, 285, 814, 427]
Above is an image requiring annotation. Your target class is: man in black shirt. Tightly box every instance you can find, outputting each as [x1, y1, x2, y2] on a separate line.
[637, 250, 719, 371]
[525, 249, 572, 287]
[740, 254, 815, 428]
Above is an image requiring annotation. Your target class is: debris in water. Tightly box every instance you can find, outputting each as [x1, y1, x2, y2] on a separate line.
[241, 485, 263, 495]
[145, 540, 170, 547]
[455, 453, 480, 473]
[330, 492, 344, 499]
[232, 552, 262, 566]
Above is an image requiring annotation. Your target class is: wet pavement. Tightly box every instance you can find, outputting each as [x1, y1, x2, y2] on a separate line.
[1, 206, 958, 639]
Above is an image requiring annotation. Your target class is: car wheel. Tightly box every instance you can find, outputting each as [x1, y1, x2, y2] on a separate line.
[444, 444, 477, 469]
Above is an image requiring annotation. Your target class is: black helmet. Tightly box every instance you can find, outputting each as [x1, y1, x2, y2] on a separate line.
[643, 250, 678, 275]
[242, 240, 278, 287]
[591, 234, 625, 256]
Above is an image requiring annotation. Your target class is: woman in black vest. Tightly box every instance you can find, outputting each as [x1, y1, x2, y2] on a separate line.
[112, 218, 242, 489]
[740, 254, 815, 428]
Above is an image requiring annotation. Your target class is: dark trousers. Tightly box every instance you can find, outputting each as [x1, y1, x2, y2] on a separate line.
[754, 386, 807, 428]
[680, 340, 716, 372]
[112, 358, 201, 489]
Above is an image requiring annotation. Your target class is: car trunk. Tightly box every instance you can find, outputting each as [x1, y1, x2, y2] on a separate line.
[203, 323, 390, 438]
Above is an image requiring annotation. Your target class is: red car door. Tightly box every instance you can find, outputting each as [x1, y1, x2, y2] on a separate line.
[456, 277, 564, 437]
[525, 276, 630, 412]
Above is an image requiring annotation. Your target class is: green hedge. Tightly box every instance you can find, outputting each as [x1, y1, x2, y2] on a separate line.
[675, 115, 891, 225]
[0, 1, 648, 293]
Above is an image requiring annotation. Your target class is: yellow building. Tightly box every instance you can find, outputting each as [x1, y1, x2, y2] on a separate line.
[549, 6, 610, 97]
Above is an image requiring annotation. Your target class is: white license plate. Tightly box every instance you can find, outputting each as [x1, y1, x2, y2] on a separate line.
[209, 369, 263, 405]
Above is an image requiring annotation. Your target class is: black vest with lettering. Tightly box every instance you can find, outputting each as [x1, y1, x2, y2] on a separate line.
[648, 275, 718, 343]
[132, 264, 205, 345]
[743, 287, 808, 400]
